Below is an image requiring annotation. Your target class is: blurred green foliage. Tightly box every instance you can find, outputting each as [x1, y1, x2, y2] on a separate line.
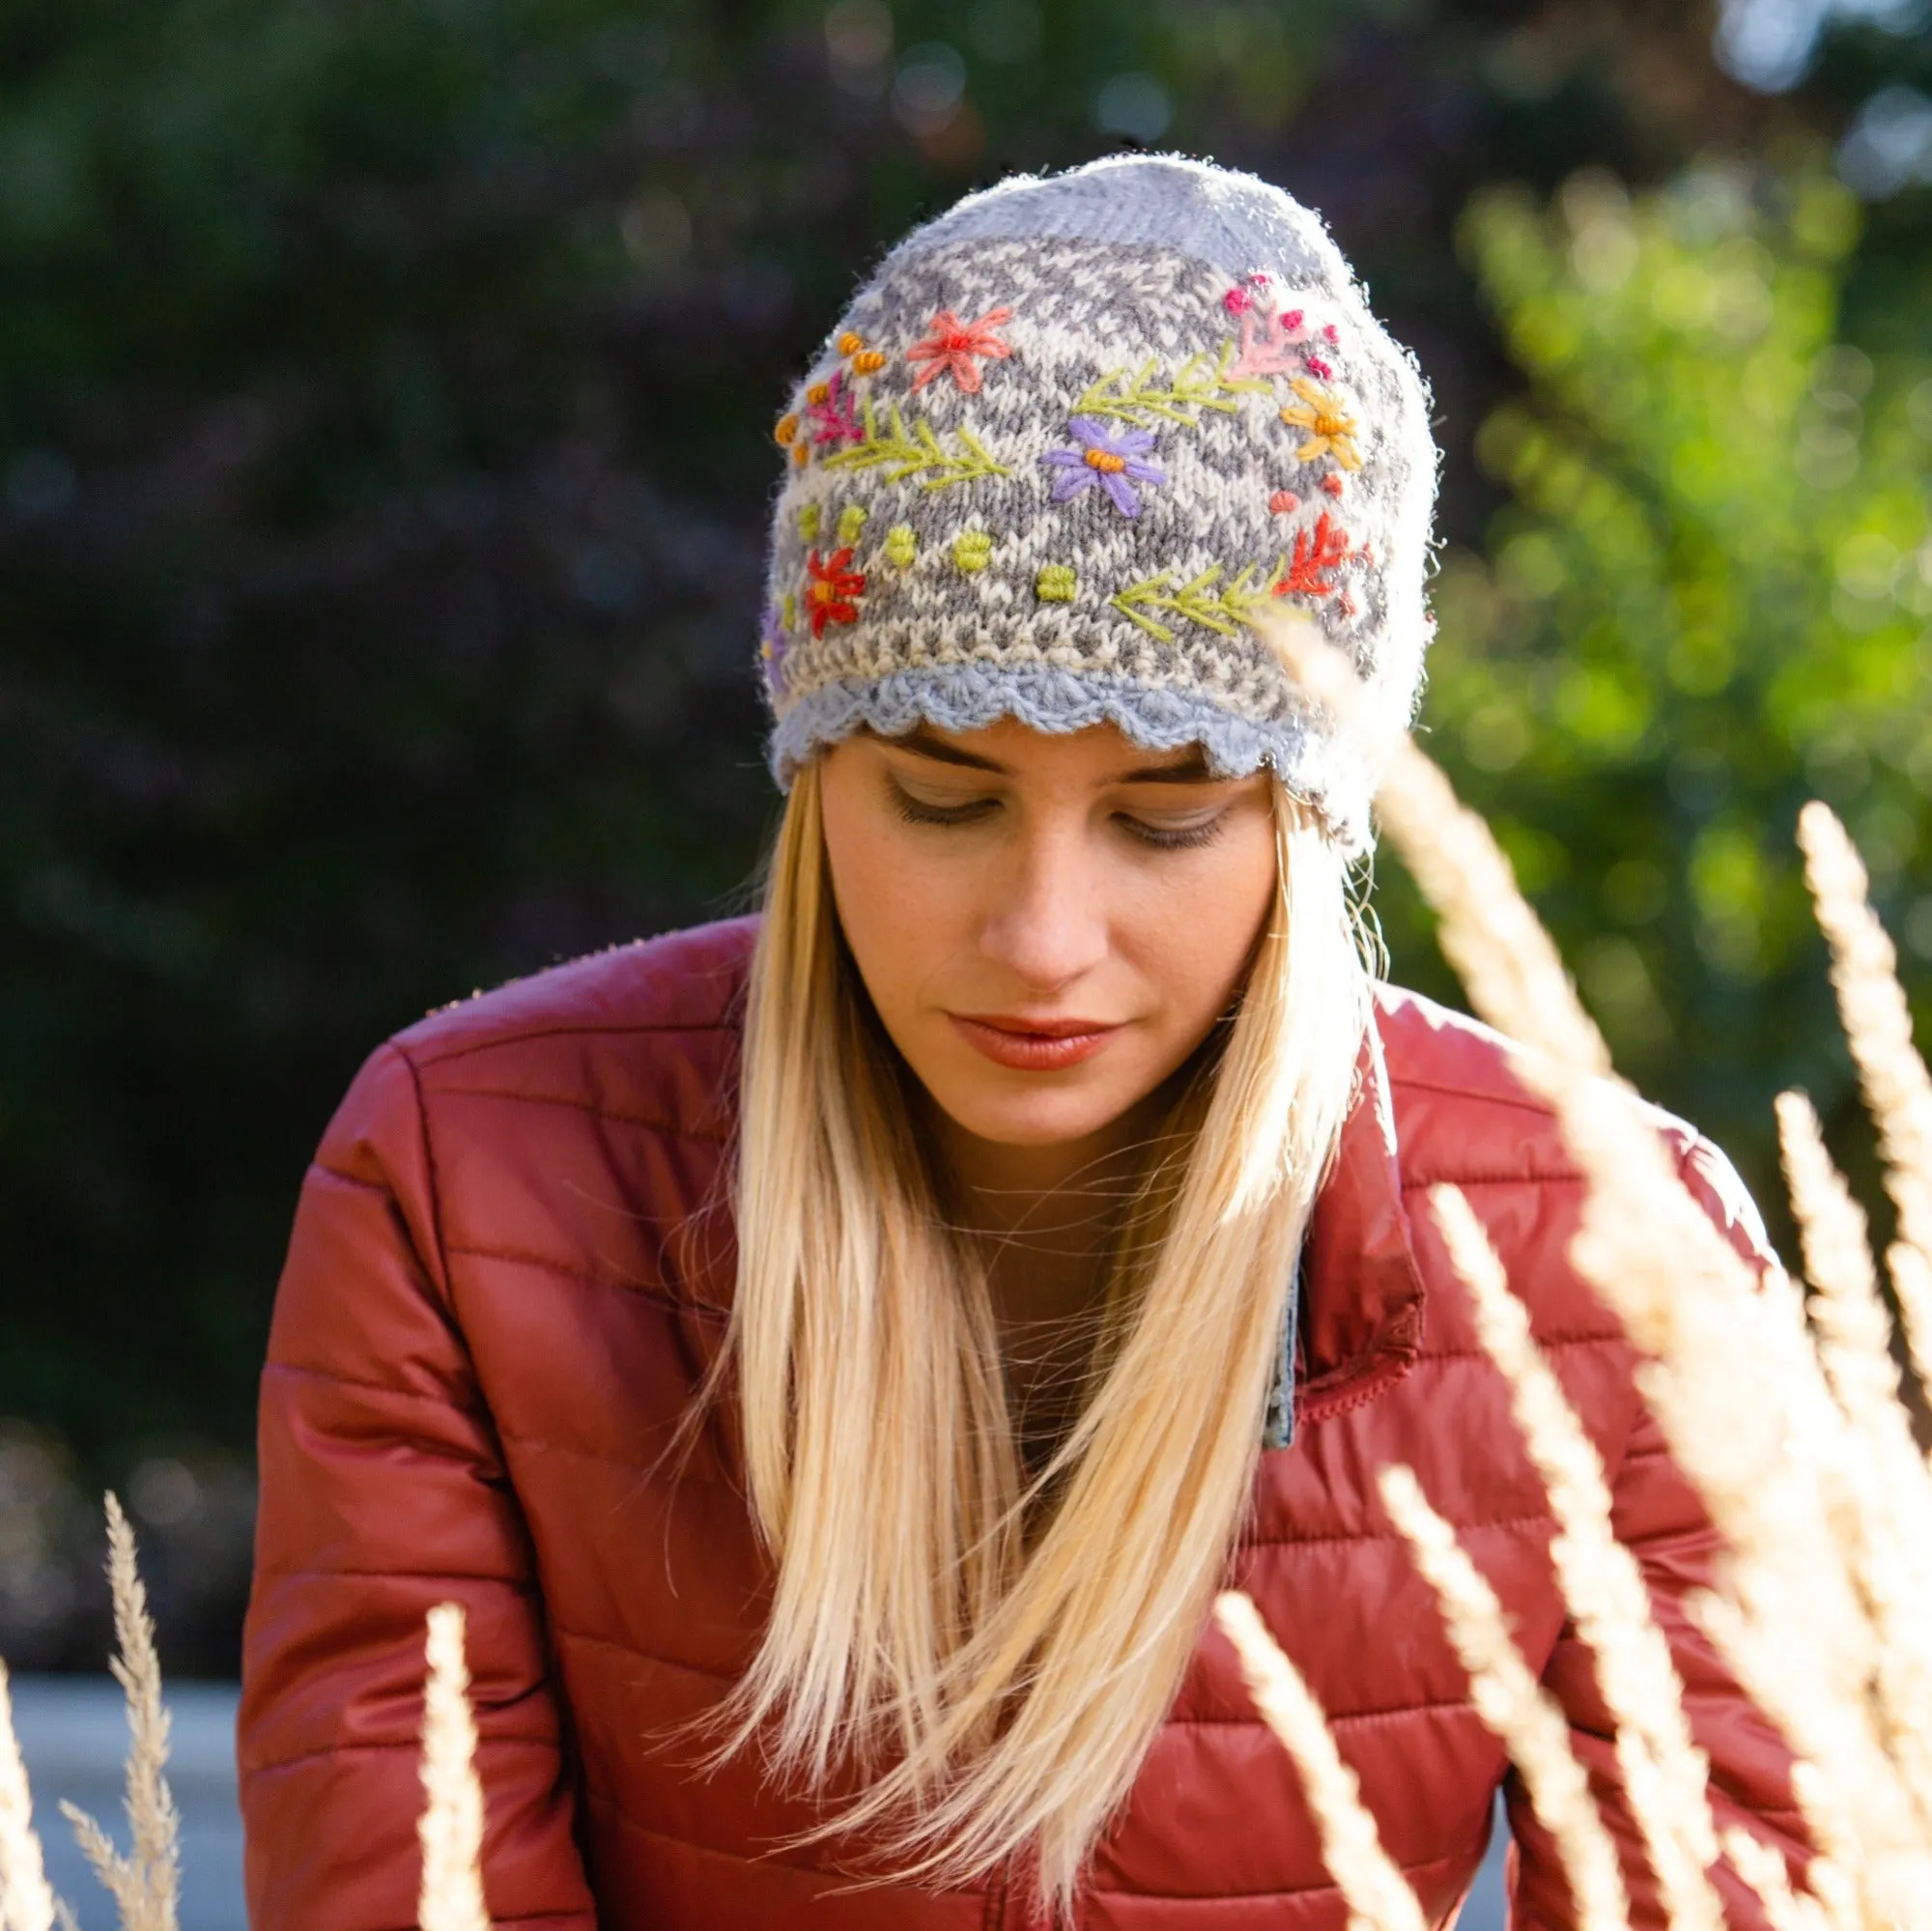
[1384, 156, 1932, 1226]
[0, 0, 1925, 1509]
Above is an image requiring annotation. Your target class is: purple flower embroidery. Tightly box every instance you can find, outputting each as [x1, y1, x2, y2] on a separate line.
[759, 601, 788, 693]
[1039, 417, 1166, 520]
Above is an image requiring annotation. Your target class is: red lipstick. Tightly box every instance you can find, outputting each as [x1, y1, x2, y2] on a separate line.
[948, 1013, 1123, 1071]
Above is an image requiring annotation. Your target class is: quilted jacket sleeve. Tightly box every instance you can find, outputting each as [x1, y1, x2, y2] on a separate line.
[238, 1042, 597, 1931]
[1505, 1136, 1810, 1930]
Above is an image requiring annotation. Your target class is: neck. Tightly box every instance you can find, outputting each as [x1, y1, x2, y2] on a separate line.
[924, 1089, 1177, 1329]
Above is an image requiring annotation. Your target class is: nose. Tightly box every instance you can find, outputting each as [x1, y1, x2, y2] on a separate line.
[977, 813, 1109, 992]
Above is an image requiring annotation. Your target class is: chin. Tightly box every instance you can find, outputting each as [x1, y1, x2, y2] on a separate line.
[921, 1067, 1143, 1150]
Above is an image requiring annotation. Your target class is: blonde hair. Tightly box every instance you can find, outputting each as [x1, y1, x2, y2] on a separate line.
[714, 757, 1370, 1913]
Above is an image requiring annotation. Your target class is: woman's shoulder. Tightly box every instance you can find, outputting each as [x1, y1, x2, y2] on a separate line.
[314, 916, 759, 1182]
[394, 914, 759, 1065]
[1372, 980, 1770, 1264]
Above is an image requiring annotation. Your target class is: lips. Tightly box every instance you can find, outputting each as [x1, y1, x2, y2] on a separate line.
[947, 1012, 1124, 1071]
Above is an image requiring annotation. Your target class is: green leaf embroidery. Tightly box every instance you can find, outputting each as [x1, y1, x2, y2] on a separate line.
[1075, 341, 1264, 429]
[822, 399, 1013, 490]
[1109, 562, 1275, 642]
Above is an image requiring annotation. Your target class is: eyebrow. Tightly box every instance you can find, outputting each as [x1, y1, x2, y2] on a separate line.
[882, 725, 1217, 784]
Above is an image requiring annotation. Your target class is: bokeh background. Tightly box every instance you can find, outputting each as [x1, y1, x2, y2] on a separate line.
[1, 0, 1928, 1675]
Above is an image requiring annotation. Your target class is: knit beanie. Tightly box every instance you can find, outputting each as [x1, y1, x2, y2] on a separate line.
[757, 153, 1437, 854]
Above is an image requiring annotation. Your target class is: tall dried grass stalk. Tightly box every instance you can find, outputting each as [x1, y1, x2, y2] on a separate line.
[59, 1496, 179, 1931]
[0, 1661, 57, 1931]
[1721, 1825, 1846, 1931]
[1774, 1091, 1932, 1832]
[418, 1604, 491, 1931]
[1258, 611, 1929, 1923]
[1210, 1592, 1426, 1931]
[1376, 1466, 1630, 1931]
[1426, 1184, 1721, 1931]
[1797, 803, 1932, 1355]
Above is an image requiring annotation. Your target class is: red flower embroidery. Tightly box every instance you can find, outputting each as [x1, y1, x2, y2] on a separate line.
[806, 547, 866, 635]
[906, 305, 1014, 394]
[1275, 511, 1354, 598]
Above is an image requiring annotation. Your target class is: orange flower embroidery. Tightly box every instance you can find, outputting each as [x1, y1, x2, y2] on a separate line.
[906, 305, 1014, 394]
[1280, 378, 1363, 471]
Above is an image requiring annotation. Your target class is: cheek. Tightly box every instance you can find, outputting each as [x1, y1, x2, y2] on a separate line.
[817, 758, 955, 1019]
[1124, 821, 1279, 1028]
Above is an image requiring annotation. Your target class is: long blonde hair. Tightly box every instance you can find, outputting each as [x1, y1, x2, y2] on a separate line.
[714, 758, 1371, 1913]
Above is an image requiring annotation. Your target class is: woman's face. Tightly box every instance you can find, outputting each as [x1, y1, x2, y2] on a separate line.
[817, 719, 1279, 1151]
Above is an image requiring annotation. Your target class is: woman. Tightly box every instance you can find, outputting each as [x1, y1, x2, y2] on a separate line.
[238, 156, 1804, 1928]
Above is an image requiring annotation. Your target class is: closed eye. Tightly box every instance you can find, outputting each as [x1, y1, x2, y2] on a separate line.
[889, 779, 999, 828]
[1118, 811, 1228, 851]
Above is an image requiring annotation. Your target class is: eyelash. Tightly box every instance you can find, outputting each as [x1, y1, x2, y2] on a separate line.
[890, 788, 1227, 852]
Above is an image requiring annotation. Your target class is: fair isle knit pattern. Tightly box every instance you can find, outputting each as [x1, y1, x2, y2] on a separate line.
[759, 155, 1438, 853]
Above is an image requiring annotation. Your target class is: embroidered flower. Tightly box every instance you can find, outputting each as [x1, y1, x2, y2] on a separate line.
[759, 601, 788, 692]
[806, 369, 864, 446]
[1321, 472, 1346, 497]
[1039, 417, 1166, 520]
[1302, 355, 1334, 382]
[1223, 286, 1254, 316]
[1280, 378, 1363, 471]
[1274, 511, 1354, 598]
[1268, 489, 1301, 515]
[806, 547, 866, 635]
[906, 305, 1015, 394]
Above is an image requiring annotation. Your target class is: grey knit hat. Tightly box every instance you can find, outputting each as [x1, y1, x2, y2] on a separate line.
[757, 153, 1437, 853]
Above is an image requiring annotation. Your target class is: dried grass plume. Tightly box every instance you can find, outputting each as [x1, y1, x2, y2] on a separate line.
[418, 1604, 491, 1931]
[1212, 1590, 1427, 1931]
[59, 1495, 179, 1931]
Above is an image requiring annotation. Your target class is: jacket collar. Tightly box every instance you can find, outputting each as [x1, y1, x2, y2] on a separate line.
[1291, 1009, 1428, 1430]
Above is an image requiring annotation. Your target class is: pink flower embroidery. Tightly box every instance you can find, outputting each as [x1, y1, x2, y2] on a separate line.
[805, 369, 863, 446]
[906, 305, 1015, 394]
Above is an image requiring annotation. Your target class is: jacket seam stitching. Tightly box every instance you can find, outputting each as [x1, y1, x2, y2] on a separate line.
[497, 1431, 736, 1491]
[1400, 1168, 1583, 1191]
[421, 1087, 728, 1141]
[1167, 1697, 1480, 1727]
[259, 1359, 482, 1410]
[1242, 1508, 1550, 1549]
[444, 1243, 709, 1316]
[1416, 1336, 1621, 1359]
[574, 1795, 1464, 1901]
[253, 1565, 540, 1586]
[389, 1041, 455, 1304]
[407, 1017, 737, 1072]
[243, 1734, 555, 1775]
[1386, 1070, 1560, 1119]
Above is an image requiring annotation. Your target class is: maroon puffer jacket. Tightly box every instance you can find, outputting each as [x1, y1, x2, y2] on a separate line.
[239, 917, 1804, 1930]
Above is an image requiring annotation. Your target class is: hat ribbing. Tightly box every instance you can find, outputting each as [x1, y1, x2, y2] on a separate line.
[758, 154, 1438, 853]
